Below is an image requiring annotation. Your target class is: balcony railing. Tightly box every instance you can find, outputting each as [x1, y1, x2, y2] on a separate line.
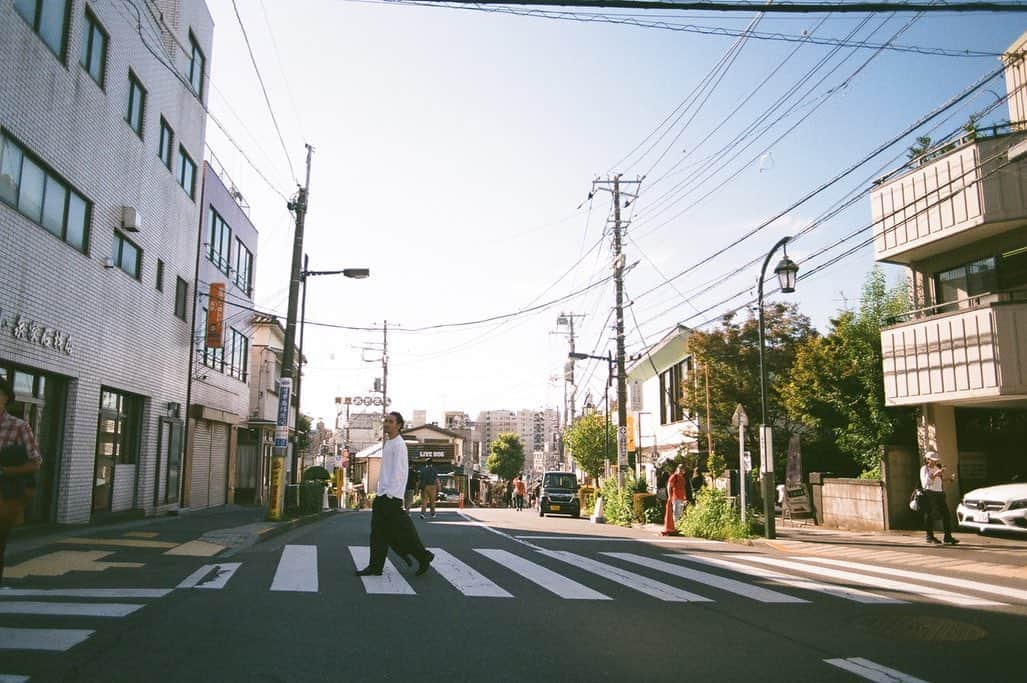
[881, 293, 1027, 406]
[871, 128, 1027, 264]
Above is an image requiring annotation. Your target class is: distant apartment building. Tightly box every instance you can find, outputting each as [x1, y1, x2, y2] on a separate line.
[476, 408, 560, 472]
[871, 31, 1027, 515]
[0, 0, 213, 523]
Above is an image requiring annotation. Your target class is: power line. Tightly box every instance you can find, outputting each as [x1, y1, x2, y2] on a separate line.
[393, 1, 1027, 14]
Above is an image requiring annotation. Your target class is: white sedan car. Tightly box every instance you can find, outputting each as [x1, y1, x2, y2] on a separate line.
[956, 482, 1027, 534]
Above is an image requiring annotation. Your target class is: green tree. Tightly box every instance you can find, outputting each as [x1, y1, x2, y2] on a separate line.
[907, 135, 933, 161]
[485, 432, 525, 482]
[781, 267, 915, 475]
[682, 303, 817, 476]
[563, 412, 615, 481]
[295, 413, 312, 454]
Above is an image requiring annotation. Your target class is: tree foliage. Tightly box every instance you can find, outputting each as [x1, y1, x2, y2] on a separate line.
[485, 432, 525, 482]
[780, 268, 916, 475]
[295, 413, 312, 453]
[682, 303, 817, 476]
[564, 412, 615, 481]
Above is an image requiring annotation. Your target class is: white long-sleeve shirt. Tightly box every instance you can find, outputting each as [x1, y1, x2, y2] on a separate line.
[920, 464, 944, 492]
[376, 435, 409, 499]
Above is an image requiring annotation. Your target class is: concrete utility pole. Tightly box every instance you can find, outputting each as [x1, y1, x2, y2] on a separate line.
[555, 312, 585, 426]
[593, 175, 640, 488]
[380, 321, 389, 450]
[268, 144, 313, 521]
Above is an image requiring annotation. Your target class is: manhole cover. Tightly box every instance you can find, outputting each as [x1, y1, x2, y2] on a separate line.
[852, 615, 988, 642]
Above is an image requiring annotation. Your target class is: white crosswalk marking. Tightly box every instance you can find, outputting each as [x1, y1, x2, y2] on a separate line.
[427, 548, 512, 598]
[606, 552, 808, 603]
[0, 601, 142, 617]
[824, 657, 930, 683]
[177, 563, 241, 589]
[0, 674, 29, 682]
[666, 553, 905, 604]
[0, 627, 93, 651]
[271, 545, 318, 593]
[540, 550, 710, 602]
[475, 549, 611, 600]
[0, 588, 169, 599]
[803, 557, 1027, 603]
[348, 546, 415, 595]
[739, 554, 1005, 607]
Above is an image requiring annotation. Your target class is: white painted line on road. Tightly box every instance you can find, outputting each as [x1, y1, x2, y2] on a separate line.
[515, 536, 637, 541]
[541, 550, 710, 602]
[739, 555, 1005, 607]
[0, 674, 29, 682]
[0, 588, 170, 599]
[606, 553, 807, 603]
[177, 563, 242, 589]
[668, 553, 905, 604]
[0, 627, 94, 651]
[427, 548, 512, 598]
[348, 547, 415, 595]
[270, 545, 318, 593]
[0, 601, 142, 617]
[802, 557, 1027, 603]
[824, 657, 930, 682]
[475, 549, 611, 600]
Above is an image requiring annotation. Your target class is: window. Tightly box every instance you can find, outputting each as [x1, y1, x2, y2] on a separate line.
[658, 359, 687, 425]
[79, 7, 108, 86]
[206, 208, 231, 273]
[227, 328, 249, 381]
[15, 0, 69, 59]
[187, 32, 205, 97]
[201, 308, 224, 371]
[112, 231, 141, 279]
[97, 388, 142, 465]
[155, 259, 164, 291]
[177, 146, 196, 198]
[158, 118, 174, 169]
[174, 277, 188, 320]
[233, 237, 252, 294]
[125, 71, 146, 137]
[0, 132, 90, 253]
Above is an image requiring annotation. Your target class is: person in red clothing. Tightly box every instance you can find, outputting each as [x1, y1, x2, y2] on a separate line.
[661, 464, 690, 535]
[0, 377, 43, 585]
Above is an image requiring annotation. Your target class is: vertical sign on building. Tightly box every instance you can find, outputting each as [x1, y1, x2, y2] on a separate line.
[205, 282, 225, 348]
[268, 377, 292, 520]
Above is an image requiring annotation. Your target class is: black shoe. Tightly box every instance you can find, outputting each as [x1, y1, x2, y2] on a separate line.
[415, 551, 435, 576]
[926, 536, 942, 545]
[943, 537, 960, 545]
[419, 513, 425, 519]
[354, 567, 382, 577]
[431, 512, 437, 518]
[401, 554, 413, 567]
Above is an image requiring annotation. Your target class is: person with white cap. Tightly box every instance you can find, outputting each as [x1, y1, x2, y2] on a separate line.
[919, 450, 959, 545]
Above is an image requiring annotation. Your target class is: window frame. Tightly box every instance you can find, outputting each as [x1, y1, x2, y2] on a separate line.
[97, 387, 142, 466]
[187, 31, 205, 98]
[111, 230, 142, 280]
[79, 6, 108, 87]
[174, 277, 188, 320]
[158, 117, 174, 170]
[206, 207, 232, 275]
[125, 70, 147, 138]
[15, 0, 70, 61]
[232, 237, 253, 296]
[177, 146, 196, 199]
[0, 130, 91, 254]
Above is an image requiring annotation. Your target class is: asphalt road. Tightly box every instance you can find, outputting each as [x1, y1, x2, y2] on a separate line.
[2, 508, 1023, 682]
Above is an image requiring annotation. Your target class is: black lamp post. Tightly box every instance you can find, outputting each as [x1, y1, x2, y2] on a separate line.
[293, 261, 370, 481]
[568, 352, 616, 480]
[757, 236, 799, 540]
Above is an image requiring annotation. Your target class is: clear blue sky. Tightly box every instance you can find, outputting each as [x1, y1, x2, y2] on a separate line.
[202, 1, 1026, 426]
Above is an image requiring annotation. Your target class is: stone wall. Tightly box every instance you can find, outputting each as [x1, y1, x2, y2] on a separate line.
[820, 478, 886, 531]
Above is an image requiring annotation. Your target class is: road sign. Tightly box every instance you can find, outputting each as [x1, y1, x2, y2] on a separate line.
[275, 378, 292, 448]
[731, 404, 748, 427]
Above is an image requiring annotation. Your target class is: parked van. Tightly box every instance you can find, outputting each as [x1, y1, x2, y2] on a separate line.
[537, 471, 580, 518]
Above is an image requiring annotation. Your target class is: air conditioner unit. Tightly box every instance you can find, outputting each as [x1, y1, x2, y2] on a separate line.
[121, 205, 141, 232]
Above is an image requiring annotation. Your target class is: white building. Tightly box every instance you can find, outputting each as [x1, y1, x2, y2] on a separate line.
[1, 0, 213, 523]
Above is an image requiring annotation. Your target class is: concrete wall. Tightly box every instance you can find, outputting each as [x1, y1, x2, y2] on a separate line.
[820, 478, 887, 531]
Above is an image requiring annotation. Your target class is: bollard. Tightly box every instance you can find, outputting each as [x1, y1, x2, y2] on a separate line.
[459, 492, 464, 510]
[322, 486, 330, 511]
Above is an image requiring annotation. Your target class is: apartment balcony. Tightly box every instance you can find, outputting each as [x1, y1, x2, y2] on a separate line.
[871, 129, 1027, 265]
[881, 291, 1027, 407]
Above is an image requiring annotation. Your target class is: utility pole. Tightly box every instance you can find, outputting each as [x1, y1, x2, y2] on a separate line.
[269, 144, 313, 521]
[380, 321, 389, 450]
[554, 312, 585, 470]
[592, 175, 640, 488]
[292, 253, 309, 485]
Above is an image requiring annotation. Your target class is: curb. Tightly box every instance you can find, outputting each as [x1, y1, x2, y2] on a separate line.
[253, 509, 339, 544]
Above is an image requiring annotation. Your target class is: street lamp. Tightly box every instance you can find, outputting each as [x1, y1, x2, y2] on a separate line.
[757, 236, 799, 540]
[292, 258, 370, 483]
[568, 352, 616, 483]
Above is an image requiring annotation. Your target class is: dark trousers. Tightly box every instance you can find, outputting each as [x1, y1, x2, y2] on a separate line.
[368, 495, 428, 572]
[922, 490, 953, 539]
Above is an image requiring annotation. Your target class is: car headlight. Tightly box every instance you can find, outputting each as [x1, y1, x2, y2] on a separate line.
[1008, 499, 1027, 510]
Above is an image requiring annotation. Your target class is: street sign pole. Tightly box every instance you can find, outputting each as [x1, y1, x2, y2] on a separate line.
[731, 404, 748, 525]
[269, 377, 292, 520]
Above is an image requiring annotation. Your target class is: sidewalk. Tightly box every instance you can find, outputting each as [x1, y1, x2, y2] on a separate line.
[6, 504, 339, 562]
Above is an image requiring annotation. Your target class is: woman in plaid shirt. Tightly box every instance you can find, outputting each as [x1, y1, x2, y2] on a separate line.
[0, 377, 42, 585]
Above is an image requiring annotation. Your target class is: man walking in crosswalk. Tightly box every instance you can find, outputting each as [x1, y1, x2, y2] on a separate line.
[355, 412, 434, 577]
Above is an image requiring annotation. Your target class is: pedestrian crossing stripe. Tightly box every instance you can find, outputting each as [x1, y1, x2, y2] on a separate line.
[348, 546, 415, 595]
[427, 548, 512, 598]
[0, 601, 142, 617]
[606, 553, 807, 603]
[539, 550, 710, 602]
[475, 549, 611, 600]
[665, 553, 906, 605]
[177, 563, 242, 589]
[271, 545, 318, 593]
[737, 554, 1006, 607]
[0, 626, 93, 651]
